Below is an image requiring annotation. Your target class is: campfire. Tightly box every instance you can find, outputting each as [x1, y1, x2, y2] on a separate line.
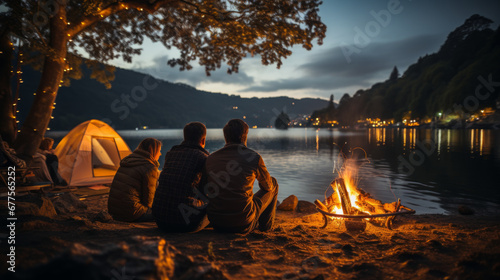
[315, 157, 415, 230]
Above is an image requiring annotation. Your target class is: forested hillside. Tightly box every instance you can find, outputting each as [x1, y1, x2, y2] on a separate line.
[312, 15, 500, 126]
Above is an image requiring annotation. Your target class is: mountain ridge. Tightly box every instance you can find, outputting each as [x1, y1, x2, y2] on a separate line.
[16, 64, 328, 130]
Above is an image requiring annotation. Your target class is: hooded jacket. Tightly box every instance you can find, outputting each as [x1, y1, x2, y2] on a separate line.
[108, 149, 160, 222]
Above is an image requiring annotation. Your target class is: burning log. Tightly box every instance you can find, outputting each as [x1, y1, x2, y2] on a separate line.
[316, 177, 415, 229]
[333, 178, 353, 215]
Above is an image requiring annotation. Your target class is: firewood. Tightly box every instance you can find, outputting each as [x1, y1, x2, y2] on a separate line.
[314, 199, 329, 213]
[334, 178, 353, 215]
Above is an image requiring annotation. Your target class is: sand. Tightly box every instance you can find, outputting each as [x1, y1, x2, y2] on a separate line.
[1, 193, 500, 280]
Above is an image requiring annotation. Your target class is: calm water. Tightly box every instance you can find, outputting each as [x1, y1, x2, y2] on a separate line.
[50, 128, 500, 215]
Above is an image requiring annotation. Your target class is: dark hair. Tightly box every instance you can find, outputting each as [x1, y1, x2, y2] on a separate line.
[40, 138, 54, 150]
[184, 122, 206, 143]
[137, 138, 162, 157]
[223, 119, 249, 144]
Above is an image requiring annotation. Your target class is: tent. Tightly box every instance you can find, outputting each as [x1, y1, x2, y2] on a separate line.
[54, 119, 132, 186]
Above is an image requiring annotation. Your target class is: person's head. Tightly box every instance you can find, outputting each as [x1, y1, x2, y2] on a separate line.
[137, 138, 162, 161]
[223, 119, 249, 145]
[183, 122, 207, 148]
[40, 138, 54, 150]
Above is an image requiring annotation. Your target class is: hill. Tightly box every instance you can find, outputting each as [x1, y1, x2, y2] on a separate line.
[312, 14, 500, 126]
[16, 65, 328, 130]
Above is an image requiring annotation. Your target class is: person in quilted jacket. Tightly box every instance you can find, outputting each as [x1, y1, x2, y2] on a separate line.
[108, 138, 162, 222]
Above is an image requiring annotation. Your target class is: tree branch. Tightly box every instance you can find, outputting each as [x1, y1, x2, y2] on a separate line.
[67, 0, 179, 38]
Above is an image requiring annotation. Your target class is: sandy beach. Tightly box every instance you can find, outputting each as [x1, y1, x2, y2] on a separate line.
[1, 191, 500, 280]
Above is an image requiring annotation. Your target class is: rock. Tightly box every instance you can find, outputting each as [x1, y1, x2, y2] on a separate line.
[278, 195, 298, 211]
[458, 205, 475, 215]
[93, 210, 113, 223]
[345, 220, 366, 232]
[53, 193, 87, 214]
[16, 195, 57, 218]
[297, 200, 317, 214]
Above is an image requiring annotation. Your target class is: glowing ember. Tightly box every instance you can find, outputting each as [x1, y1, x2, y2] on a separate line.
[317, 155, 411, 224]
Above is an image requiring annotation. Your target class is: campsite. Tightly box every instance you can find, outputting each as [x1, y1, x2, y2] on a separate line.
[2, 121, 500, 279]
[2, 1, 500, 279]
[1, 190, 500, 279]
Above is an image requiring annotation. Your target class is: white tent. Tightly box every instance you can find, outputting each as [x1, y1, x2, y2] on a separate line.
[54, 119, 132, 186]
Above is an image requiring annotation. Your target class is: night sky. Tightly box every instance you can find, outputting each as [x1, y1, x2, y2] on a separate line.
[123, 0, 500, 101]
[3, 1, 500, 101]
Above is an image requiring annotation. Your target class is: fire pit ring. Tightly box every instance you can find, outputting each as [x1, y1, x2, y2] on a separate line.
[316, 206, 415, 229]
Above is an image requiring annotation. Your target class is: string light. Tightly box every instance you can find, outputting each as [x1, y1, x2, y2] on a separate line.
[47, 128, 51, 131]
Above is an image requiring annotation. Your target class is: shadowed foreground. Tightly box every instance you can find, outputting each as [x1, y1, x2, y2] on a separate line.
[1, 193, 499, 280]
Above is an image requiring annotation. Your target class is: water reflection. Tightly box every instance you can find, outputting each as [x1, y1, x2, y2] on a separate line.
[49, 127, 500, 216]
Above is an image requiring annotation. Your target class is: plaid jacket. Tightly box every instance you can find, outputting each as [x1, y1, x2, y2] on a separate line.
[152, 142, 209, 227]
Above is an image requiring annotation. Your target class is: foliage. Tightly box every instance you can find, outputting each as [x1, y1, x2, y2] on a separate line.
[3, 0, 327, 83]
[311, 15, 500, 126]
[0, 0, 327, 157]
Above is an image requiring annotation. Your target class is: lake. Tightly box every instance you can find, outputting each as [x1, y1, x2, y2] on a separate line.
[50, 127, 500, 215]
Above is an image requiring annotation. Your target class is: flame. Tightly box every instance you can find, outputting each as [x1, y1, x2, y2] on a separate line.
[329, 159, 362, 215]
[326, 148, 372, 218]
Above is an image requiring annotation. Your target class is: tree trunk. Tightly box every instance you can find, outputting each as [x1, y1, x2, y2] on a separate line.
[0, 29, 15, 145]
[14, 5, 67, 161]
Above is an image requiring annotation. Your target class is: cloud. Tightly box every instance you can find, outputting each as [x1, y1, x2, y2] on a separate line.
[132, 55, 255, 87]
[240, 34, 443, 94]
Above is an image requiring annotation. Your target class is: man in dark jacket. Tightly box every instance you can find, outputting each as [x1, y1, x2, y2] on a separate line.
[205, 119, 279, 234]
[152, 122, 210, 232]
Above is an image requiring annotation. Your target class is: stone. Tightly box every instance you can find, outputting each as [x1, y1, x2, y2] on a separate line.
[93, 210, 113, 223]
[53, 193, 87, 214]
[345, 220, 366, 232]
[278, 195, 298, 211]
[458, 205, 475, 215]
[297, 200, 317, 214]
[16, 195, 57, 218]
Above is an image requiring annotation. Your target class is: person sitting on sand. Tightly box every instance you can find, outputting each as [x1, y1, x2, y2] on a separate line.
[39, 137, 67, 186]
[205, 119, 279, 234]
[152, 122, 210, 232]
[108, 138, 162, 222]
